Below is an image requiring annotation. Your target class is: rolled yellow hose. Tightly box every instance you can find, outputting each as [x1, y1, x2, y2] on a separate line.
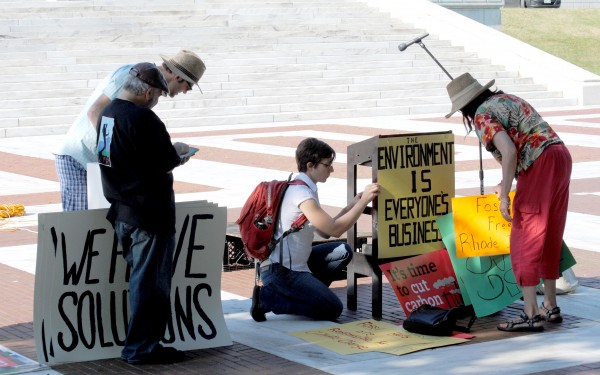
[0, 204, 26, 218]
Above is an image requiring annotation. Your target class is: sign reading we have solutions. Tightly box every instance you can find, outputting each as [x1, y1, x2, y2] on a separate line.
[34, 201, 231, 365]
[377, 132, 455, 259]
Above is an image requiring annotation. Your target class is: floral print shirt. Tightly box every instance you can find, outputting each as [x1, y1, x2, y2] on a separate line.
[474, 93, 563, 176]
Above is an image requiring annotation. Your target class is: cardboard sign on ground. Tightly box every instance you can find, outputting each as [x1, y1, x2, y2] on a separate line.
[34, 201, 231, 365]
[380, 249, 465, 316]
[291, 319, 468, 356]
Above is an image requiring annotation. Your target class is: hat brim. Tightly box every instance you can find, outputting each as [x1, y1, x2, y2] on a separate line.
[445, 79, 495, 118]
[160, 54, 203, 93]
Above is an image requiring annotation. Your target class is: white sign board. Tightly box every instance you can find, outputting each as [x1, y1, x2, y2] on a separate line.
[34, 201, 231, 365]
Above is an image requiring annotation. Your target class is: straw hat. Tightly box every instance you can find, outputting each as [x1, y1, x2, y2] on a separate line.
[160, 50, 206, 91]
[129, 62, 169, 95]
[445, 73, 495, 118]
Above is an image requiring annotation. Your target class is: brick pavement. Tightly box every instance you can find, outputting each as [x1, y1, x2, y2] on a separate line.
[1, 244, 600, 374]
[2, 109, 600, 373]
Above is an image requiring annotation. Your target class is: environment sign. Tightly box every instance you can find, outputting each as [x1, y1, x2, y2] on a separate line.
[377, 131, 455, 258]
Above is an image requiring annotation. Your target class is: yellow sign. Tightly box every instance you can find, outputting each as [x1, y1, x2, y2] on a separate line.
[291, 319, 467, 356]
[451, 193, 515, 258]
[377, 132, 455, 258]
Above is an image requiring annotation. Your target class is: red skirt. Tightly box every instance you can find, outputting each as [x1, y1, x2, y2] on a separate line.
[510, 144, 572, 287]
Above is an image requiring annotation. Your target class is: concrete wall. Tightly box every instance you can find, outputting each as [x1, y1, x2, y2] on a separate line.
[504, 0, 600, 7]
[430, 0, 504, 28]
[432, 0, 600, 29]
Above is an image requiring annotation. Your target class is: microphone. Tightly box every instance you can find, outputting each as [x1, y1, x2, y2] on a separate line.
[398, 33, 429, 52]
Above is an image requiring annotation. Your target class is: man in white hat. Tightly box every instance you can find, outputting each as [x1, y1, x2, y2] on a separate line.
[54, 49, 206, 211]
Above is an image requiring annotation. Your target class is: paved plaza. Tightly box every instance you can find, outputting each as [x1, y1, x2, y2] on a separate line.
[1, 109, 600, 374]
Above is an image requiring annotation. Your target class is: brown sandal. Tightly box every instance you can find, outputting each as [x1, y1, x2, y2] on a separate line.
[540, 302, 563, 323]
[497, 313, 544, 332]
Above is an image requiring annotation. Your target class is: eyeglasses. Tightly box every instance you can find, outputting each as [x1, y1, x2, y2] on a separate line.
[177, 77, 193, 91]
[319, 162, 333, 169]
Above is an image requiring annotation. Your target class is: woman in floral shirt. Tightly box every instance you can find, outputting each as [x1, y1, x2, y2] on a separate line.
[445, 73, 572, 332]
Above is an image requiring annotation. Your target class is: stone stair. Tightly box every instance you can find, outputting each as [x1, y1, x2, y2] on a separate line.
[0, 0, 577, 137]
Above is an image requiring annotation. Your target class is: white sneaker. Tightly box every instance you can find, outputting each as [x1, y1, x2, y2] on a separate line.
[536, 268, 579, 295]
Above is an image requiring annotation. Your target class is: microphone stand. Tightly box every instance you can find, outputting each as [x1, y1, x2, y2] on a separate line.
[402, 37, 485, 195]
[416, 40, 454, 82]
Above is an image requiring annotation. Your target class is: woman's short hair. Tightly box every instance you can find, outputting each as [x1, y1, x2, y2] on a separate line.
[295, 137, 336, 172]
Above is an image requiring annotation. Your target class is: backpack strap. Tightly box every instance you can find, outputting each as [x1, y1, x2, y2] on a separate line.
[288, 180, 308, 229]
[274, 177, 309, 244]
[272, 176, 309, 269]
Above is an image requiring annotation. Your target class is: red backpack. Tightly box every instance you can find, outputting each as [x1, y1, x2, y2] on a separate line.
[236, 174, 308, 262]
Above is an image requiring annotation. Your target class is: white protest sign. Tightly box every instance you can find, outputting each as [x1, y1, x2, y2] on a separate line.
[34, 201, 231, 365]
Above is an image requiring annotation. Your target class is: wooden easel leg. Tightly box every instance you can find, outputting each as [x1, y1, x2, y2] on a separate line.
[372, 267, 382, 320]
[347, 262, 357, 311]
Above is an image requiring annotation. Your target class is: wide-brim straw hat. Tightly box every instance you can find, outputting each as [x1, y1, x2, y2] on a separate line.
[445, 73, 495, 118]
[160, 50, 206, 92]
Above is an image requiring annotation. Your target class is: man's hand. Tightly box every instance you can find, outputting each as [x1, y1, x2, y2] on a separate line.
[173, 142, 189, 155]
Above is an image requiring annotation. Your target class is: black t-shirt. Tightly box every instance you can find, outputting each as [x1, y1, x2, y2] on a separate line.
[97, 98, 181, 235]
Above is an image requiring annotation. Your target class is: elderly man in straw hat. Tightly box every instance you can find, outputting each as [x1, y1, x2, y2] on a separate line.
[445, 72, 572, 333]
[54, 50, 206, 211]
[97, 62, 191, 364]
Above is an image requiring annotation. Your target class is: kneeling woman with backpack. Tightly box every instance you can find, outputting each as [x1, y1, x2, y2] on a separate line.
[250, 137, 380, 322]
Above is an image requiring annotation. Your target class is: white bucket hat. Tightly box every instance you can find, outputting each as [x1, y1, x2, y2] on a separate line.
[160, 50, 206, 92]
[445, 73, 495, 118]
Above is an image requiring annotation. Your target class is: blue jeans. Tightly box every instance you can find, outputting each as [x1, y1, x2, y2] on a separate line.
[114, 221, 175, 363]
[259, 242, 352, 320]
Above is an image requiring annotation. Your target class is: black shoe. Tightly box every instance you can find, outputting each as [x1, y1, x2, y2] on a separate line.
[250, 285, 267, 322]
[127, 345, 185, 365]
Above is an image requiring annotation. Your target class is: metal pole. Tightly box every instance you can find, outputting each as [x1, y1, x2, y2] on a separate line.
[416, 41, 454, 81]
[402, 38, 486, 194]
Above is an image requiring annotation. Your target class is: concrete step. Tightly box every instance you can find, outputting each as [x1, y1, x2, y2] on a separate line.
[1, 81, 562, 114]
[1, 90, 573, 131]
[2, 95, 577, 138]
[0, 72, 536, 104]
[0, 49, 479, 70]
[0, 0, 584, 138]
[0, 74, 565, 117]
[0, 57, 505, 86]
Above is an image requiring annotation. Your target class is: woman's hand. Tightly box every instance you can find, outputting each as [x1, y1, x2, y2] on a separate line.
[492, 131, 517, 223]
[495, 182, 512, 221]
[499, 195, 512, 222]
[360, 183, 380, 204]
